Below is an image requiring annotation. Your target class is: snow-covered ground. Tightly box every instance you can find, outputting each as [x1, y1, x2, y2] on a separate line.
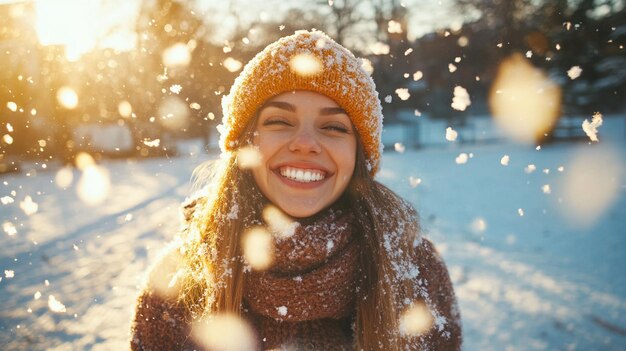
[1, 115, 625, 350]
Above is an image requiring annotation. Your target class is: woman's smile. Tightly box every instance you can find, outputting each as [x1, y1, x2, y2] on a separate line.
[278, 166, 326, 183]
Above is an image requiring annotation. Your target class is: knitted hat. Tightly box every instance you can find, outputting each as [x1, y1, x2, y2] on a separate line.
[219, 30, 384, 175]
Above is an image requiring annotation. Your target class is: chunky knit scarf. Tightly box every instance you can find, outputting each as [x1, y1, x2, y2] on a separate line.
[243, 206, 359, 349]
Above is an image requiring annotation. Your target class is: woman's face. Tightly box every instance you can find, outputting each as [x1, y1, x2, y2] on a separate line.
[251, 90, 357, 218]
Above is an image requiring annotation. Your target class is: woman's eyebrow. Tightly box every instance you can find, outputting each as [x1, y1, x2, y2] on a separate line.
[320, 107, 348, 115]
[259, 101, 296, 113]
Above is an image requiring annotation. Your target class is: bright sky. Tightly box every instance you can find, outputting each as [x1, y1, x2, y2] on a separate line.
[34, 0, 140, 60]
[32, 0, 468, 59]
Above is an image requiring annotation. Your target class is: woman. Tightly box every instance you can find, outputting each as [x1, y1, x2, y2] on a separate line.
[131, 30, 462, 350]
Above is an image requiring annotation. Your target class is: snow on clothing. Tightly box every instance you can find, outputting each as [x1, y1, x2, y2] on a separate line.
[130, 197, 462, 350]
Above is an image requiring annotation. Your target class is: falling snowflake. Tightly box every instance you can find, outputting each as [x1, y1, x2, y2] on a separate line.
[223, 57, 243, 72]
[3, 134, 13, 145]
[388, 20, 403, 34]
[448, 63, 457, 73]
[518, 208, 525, 216]
[384, 95, 392, 103]
[542, 184, 552, 194]
[394, 143, 406, 153]
[277, 306, 288, 316]
[169, 84, 182, 94]
[471, 218, 487, 233]
[142, 139, 161, 147]
[326, 240, 334, 252]
[6, 101, 17, 112]
[395, 88, 410, 101]
[409, 176, 422, 188]
[20, 196, 38, 215]
[2, 221, 17, 236]
[500, 155, 510, 166]
[413, 71, 423, 81]
[445, 127, 458, 142]
[567, 66, 582, 80]
[582, 112, 603, 142]
[1, 196, 14, 205]
[451, 86, 471, 111]
[524, 164, 536, 174]
[455, 153, 468, 164]
[370, 42, 390, 55]
[48, 295, 67, 313]
[404, 48, 413, 56]
[4, 270, 15, 278]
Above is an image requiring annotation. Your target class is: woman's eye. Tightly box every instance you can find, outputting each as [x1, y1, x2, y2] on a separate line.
[323, 125, 350, 133]
[262, 119, 291, 127]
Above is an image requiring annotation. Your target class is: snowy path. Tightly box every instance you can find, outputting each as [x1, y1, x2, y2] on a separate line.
[1, 153, 210, 350]
[2, 118, 626, 350]
[379, 125, 626, 350]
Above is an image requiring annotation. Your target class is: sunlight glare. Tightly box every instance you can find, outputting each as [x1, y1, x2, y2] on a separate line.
[35, 0, 97, 60]
[289, 53, 323, 77]
[149, 249, 185, 298]
[489, 54, 561, 143]
[158, 96, 190, 131]
[55, 167, 74, 188]
[77, 164, 110, 206]
[192, 313, 257, 351]
[56, 86, 79, 110]
[399, 303, 433, 336]
[162, 43, 192, 68]
[263, 205, 298, 240]
[223, 57, 243, 72]
[118, 101, 133, 118]
[556, 145, 624, 228]
[242, 227, 274, 271]
[75, 152, 95, 171]
[236, 146, 262, 169]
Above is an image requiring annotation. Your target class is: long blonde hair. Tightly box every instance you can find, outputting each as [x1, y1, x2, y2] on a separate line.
[178, 119, 421, 350]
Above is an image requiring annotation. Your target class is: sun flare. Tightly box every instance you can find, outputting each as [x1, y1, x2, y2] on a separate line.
[34, 0, 137, 60]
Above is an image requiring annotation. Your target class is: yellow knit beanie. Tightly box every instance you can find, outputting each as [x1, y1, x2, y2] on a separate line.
[219, 29, 384, 175]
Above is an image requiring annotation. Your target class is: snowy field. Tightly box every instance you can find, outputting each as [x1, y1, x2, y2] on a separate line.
[1, 115, 625, 350]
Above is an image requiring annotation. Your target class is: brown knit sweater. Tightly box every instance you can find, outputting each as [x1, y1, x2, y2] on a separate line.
[130, 200, 462, 350]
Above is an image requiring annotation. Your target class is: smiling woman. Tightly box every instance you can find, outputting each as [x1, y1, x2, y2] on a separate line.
[130, 30, 462, 351]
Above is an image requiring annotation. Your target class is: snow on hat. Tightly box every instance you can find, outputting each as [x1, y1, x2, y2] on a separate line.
[219, 29, 384, 175]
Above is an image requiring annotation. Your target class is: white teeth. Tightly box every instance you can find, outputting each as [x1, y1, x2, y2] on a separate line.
[279, 167, 325, 183]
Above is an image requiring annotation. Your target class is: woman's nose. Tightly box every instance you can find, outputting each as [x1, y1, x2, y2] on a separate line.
[288, 127, 322, 154]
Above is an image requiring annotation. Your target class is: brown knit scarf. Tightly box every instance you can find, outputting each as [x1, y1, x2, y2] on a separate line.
[243, 206, 359, 323]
